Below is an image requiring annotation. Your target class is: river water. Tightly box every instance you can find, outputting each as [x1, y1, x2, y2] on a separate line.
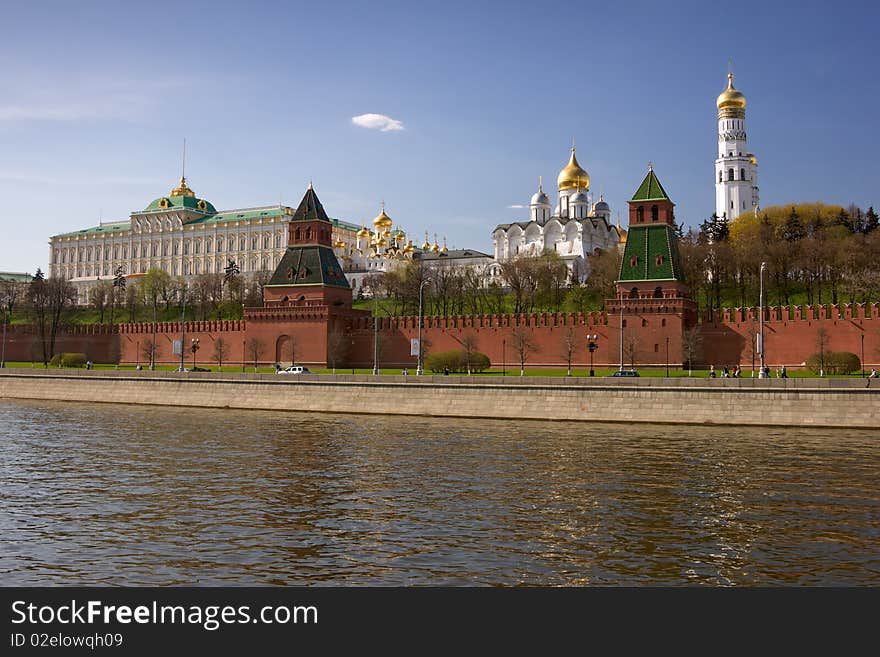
[0, 399, 877, 586]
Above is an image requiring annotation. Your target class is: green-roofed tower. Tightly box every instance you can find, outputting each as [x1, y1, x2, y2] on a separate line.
[607, 165, 697, 371]
[263, 184, 352, 307]
[616, 164, 688, 299]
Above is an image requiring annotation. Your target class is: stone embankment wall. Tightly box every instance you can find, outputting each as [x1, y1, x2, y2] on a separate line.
[1, 370, 878, 429]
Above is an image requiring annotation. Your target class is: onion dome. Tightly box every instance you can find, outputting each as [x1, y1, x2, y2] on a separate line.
[557, 147, 590, 191]
[717, 72, 746, 110]
[422, 233, 431, 250]
[749, 154, 758, 166]
[395, 230, 406, 243]
[404, 240, 415, 254]
[571, 189, 589, 204]
[617, 218, 627, 245]
[373, 203, 393, 229]
[356, 225, 371, 238]
[594, 193, 610, 213]
[170, 176, 196, 198]
[441, 237, 448, 253]
[376, 237, 388, 247]
[334, 240, 346, 249]
[430, 234, 440, 252]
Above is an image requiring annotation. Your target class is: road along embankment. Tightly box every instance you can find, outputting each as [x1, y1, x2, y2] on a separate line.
[1, 370, 878, 429]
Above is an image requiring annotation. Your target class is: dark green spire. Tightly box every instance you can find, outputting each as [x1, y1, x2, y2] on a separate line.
[630, 166, 670, 202]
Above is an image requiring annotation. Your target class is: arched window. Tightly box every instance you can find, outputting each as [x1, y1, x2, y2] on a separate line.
[629, 287, 639, 299]
[194, 239, 201, 254]
[183, 241, 189, 255]
[728, 168, 734, 181]
[240, 236, 246, 251]
[217, 237, 223, 252]
[740, 168, 746, 181]
[263, 234, 269, 249]
[718, 171, 722, 183]
[653, 286, 663, 298]
[251, 236, 257, 250]
[295, 228, 301, 240]
[306, 228, 312, 240]
[651, 205, 658, 222]
[206, 238, 212, 253]
[636, 206, 644, 223]
[173, 241, 178, 255]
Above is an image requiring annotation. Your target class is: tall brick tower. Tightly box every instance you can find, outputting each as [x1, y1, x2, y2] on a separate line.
[263, 183, 352, 307]
[607, 165, 697, 369]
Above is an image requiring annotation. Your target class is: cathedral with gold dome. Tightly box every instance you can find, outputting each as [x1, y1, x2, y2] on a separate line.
[491, 146, 621, 282]
[715, 70, 759, 220]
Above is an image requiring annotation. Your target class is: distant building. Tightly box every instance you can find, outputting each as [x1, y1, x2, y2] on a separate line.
[715, 70, 759, 220]
[48, 176, 361, 304]
[492, 147, 621, 282]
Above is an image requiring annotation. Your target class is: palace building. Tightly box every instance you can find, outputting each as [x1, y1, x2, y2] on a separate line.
[48, 175, 363, 304]
[492, 146, 622, 282]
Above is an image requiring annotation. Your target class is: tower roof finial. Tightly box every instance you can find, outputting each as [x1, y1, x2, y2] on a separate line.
[538, 175, 543, 192]
[648, 160, 653, 172]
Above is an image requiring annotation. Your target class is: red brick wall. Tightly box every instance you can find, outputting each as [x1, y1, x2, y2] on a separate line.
[6, 302, 877, 370]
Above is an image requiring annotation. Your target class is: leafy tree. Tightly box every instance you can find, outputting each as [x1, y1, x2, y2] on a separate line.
[27, 271, 75, 367]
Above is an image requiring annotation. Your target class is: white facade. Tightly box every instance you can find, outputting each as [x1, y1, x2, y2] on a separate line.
[715, 72, 759, 220]
[492, 148, 620, 282]
[49, 179, 361, 305]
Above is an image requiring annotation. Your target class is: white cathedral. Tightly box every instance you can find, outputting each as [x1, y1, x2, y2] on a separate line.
[492, 147, 622, 282]
[715, 71, 759, 220]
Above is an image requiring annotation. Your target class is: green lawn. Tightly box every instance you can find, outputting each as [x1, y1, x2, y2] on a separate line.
[2, 361, 869, 379]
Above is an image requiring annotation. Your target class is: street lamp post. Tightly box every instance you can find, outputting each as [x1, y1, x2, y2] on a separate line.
[759, 261, 766, 377]
[179, 288, 187, 372]
[619, 292, 625, 371]
[665, 336, 669, 377]
[861, 332, 865, 378]
[0, 302, 9, 369]
[417, 278, 431, 375]
[191, 338, 200, 370]
[587, 334, 598, 377]
[372, 290, 379, 376]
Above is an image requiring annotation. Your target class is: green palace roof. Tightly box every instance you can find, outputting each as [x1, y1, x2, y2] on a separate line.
[52, 208, 361, 238]
[266, 246, 350, 289]
[630, 168, 671, 202]
[143, 194, 218, 214]
[0, 271, 33, 283]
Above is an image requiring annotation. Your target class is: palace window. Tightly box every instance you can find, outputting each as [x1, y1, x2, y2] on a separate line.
[275, 233, 281, 248]
[263, 234, 269, 249]
[240, 236, 246, 251]
[251, 236, 257, 250]
[184, 241, 190, 255]
[217, 237, 223, 252]
[194, 239, 201, 254]
[206, 238, 212, 253]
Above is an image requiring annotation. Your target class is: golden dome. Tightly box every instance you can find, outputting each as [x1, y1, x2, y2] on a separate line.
[441, 237, 448, 253]
[334, 240, 346, 248]
[404, 240, 415, 254]
[618, 226, 628, 245]
[422, 233, 430, 250]
[395, 231, 406, 242]
[749, 154, 758, 166]
[376, 237, 388, 247]
[717, 73, 746, 110]
[430, 241, 440, 253]
[373, 203, 393, 229]
[557, 148, 590, 191]
[356, 225, 371, 238]
[170, 176, 195, 198]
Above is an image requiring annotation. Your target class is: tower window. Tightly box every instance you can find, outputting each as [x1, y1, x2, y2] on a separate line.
[629, 287, 638, 299]
[728, 168, 735, 181]
[630, 256, 638, 267]
[636, 206, 644, 223]
[651, 205, 658, 222]
[718, 171, 722, 183]
[740, 168, 746, 181]
[655, 255, 664, 267]
[731, 201, 734, 209]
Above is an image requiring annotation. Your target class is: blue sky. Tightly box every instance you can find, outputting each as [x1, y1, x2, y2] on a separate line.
[1, 0, 876, 273]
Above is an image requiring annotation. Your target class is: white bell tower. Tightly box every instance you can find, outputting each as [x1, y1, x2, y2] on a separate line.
[715, 69, 759, 220]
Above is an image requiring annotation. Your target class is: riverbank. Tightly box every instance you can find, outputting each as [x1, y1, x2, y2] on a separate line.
[1, 369, 878, 428]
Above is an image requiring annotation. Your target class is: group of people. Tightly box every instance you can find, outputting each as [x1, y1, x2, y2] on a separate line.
[708, 364, 787, 378]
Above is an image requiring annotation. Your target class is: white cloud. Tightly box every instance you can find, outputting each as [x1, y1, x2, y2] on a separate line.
[351, 113, 405, 132]
[507, 204, 525, 209]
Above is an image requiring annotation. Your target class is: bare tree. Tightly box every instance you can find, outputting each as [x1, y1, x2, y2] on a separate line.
[449, 331, 478, 375]
[27, 271, 76, 367]
[89, 280, 112, 324]
[816, 327, 830, 376]
[140, 339, 161, 366]
[624, 336, 638, 371]
[212, 337, 230, 371]
[681, 326, 703, 376]
[560, 326, 578, 376]
[246, 337, 265, 372]
[510, 324, 538, 376]
[327, 332, 349, 374]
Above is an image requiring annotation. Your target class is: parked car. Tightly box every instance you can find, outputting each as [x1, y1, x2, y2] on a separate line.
[278, 366, 311, 374]
[611, 369, 640, 377]
[190, 366, 211, 372]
